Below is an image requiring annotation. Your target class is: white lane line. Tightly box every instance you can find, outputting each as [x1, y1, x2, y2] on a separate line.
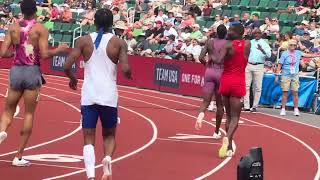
[0, 83, 82, 158]
[43, 106, 158, 180]
[241, 117, 320, 180]
[14, 82, 235, 180]
[0, 159, 84, 170]
[157, 138, 221, 146]
[64, 121, 81, 124]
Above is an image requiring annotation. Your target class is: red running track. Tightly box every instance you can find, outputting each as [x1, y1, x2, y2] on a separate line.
[0, 69, 319, 180]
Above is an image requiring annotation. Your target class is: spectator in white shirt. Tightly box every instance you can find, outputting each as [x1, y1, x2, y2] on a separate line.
[185, 38, 202, 62]
[162, 22, 178, 42]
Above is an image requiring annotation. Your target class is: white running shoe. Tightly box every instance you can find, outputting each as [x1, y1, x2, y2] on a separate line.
[280, 109, 286, 116]
[207, 101, 216, 112]
[0, 131, 7, 144]
[102, 156, 112, 180]
[12, 157, 30, 167]
[294, 108, 300, 116]
[213, 131, 222, 139]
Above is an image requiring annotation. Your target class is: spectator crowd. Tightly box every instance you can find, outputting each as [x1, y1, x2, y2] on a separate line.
[0, 0, 320, 75]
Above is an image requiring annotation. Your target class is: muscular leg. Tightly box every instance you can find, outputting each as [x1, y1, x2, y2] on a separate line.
[195, 90, 213, 130]
[214, 92, 224, 134]
[226, 96, 243, 151]
[0, 88, 23, 132]
[292, 91, 299, 109]
[15, 89, 39, 158]
[223, 95, 231, 133]
[102, 128, 117, 157]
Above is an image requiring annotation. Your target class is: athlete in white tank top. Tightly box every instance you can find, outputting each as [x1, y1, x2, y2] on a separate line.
[81, 32, 118, 107]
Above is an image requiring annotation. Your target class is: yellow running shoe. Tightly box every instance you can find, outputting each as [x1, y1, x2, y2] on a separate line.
[219, 137, 229, 158]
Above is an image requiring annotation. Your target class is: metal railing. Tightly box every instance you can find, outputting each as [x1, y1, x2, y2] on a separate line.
[72, 26, 83, 48]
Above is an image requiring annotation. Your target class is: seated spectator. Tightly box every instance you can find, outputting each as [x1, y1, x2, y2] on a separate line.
[112, 7, 121, 23]
[41, 0, 52, 8]
[187, 0, 202, 16]
[233, 14, 241, 24]
[222, 16, 230, 29]
[211, 14, 223, 30]
[162, 22, 178, 40]
[60, 4, 72, 23]
[250, 13, 261, 29]
[202, 2, 212, 17]
[114, 21, 128, 39]
[140, 10, 155, 26]
[184, 38, 202, 62]
[164, 35, 176, 55]
[292, 21, 308, 36]
[80, 6, 95, 26]
[309, 10, 319, 23]
[174, 13, 183, 28]
[181, 13, 195, 28]
[147, 21, 164, 44]
[125, 31, 137, 53]
[157, 49, 173, 59]
[241, 12, 253, 28]
[189, 24, 203, 39]
[308, 22, 319, 39]
[269, 18, 280, 34]
[165, 11, 175, 25]
[299, 32, 314, 53]
[5, 12, 16, 25]
[180, 26, 192, 40]
[260, 17, 272, 35]
[155, 9, 168, 24]
[49, 4, 60, 22]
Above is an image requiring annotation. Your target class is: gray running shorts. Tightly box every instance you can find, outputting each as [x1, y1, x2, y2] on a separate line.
[9, 65, 42, 90]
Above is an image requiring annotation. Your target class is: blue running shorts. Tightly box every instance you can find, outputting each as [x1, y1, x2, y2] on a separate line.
[81, 105, 118, 129]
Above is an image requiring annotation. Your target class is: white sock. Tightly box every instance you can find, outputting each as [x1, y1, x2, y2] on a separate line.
[83, 144, 95, 179]
[197, 112, 204, 121]
[103, 155, 112, 175]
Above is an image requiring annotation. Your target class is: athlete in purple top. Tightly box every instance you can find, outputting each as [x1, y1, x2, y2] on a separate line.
[195, 25, 227, 139]
[0, 0, 67, 166]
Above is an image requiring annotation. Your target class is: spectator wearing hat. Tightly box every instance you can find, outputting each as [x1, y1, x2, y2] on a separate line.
[147, 20, 164, 44]
[114, 21, 128, 39]
[155, 9, 168, 24]
[125, 31, 137, 54]
[269, 18, 280, 34]
[276, 39, 320, 116]
[165, 11, 176, 25]
[174, 13, 183, 28]
[299, 32, 314, 53]
[190, 24, 203, 39]
[162, 21, 178, 42]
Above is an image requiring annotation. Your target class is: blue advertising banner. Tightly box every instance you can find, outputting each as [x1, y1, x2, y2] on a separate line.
[260, 74, 317, 108]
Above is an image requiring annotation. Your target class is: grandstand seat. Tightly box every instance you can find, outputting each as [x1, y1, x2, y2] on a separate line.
[266, 1, 278, 11]
[279, 13, 289, 25]
[52, 33, 63, 46]
[210, 9, 222, 17]
[259, 12, 270, 20]
[277, 1, 289, 10]
[286, 13, 298, 25]
[270, 12, 279, 19]
[222, 9, 232, 17]
[61, 23, 73, 34]
[228, 0, 240, 9]
[205, 21, 214, 28]
[61, 34, 73, 46]
[52, 22, 63, 33]
[281, 26, 292, 33]
[238, 0, 250, 10]
[230, 10, 241, 16]
[257, 0, 269, 11]
[247, 0, 260, 11]
[196, 19, 206, 28]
